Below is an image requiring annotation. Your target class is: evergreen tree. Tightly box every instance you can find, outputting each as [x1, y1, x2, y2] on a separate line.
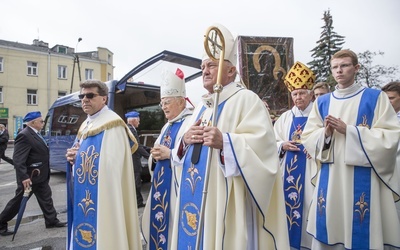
[309, 10, 345, 88]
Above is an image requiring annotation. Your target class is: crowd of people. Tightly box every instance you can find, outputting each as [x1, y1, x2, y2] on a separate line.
[138, 24, 399, 250]
[0, 23, 399, 250]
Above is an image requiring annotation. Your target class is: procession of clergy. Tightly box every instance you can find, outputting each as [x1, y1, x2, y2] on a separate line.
[67, 24, 400, 250]
[144, 23, 400, 249]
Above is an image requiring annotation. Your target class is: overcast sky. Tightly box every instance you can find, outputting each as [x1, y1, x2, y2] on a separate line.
[1, 0, 399, 102]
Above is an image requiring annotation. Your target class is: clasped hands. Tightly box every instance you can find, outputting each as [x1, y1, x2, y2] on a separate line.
[324, 115, 347, 137]
[150, 144, 170, 161]
[183, 119, 223, 149]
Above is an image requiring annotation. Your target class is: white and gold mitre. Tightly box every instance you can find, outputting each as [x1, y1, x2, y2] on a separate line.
[160, 68, 186, 98]
[284, 61, 315, 92]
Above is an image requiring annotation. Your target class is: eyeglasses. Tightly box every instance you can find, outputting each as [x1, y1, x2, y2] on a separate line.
[78, 93, 100, 100]
[35, 120, 44, 124]
[330, 63, 353, 71]
[159, 98, 176, 107]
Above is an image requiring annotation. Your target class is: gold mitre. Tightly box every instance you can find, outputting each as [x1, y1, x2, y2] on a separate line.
[284, 61, 315, 92]
[203, 23, 238, 67]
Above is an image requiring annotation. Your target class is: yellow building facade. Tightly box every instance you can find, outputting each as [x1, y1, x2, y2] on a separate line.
[0, 39, 113, 138]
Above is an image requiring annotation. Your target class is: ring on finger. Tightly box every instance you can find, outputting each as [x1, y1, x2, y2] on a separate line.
[191, 135, 195, 139]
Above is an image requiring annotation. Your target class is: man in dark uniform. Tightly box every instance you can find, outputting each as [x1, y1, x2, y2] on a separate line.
[0, 111, 66, 236]
[0, 124, 13, 165]
[125, 111, 149, 208]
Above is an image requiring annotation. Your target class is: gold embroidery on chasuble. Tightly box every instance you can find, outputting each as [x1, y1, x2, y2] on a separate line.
[354, 192, 369, 224]
[78, 190, 95, 216]
[75, 223, 97, 247]
[76, 145, 99, 216]
[74, 144, 99, 247]
[79, 228, 94, 243]
[358, 115, 370, 129]
[184, 109, 208, 195]
[76, 145, 99, 185]
[186, 164, 202, 195]
[181, 202, 199, 236]
[78, 122, 93, 140]
[185, 210, 198, 230]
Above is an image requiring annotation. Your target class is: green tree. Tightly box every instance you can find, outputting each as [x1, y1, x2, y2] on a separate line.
[309, 10, 345, 88]
[356, 50, 399, 88]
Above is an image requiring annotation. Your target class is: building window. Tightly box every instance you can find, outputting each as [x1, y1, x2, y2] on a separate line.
[0, 87, 3, 103]
[58, 91, 67, 98]
[58, 46, 67, 54]
[108, 54, 112, 65]
[58, 65, 67, 79]
[27, 89, 38, 105]
[108, 73, 112, 81]
[27, 61, 38, 76]
[0, 57, 3, 72]
[85, 69, 94, 80]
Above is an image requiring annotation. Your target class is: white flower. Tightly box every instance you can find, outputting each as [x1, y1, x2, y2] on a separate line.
[288, 192, 297, 200]
[293, 210, 301, 219]
[155, 211, 164, 221]
[286, 175, 294, 183]
[159, 234, 166, 244]
[153, 191, 161, 200]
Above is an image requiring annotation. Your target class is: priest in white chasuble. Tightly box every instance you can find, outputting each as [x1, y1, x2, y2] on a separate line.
[65, 80, 142, 250]
[141, 68, 193, 250]
[170, 24, 289, 250]
[274, 61, 317, 250]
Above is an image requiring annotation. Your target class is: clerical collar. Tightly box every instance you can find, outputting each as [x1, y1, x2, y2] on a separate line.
[334, 82, 364, 98]
[87, 105, 109, 122]
[168, 108, 192, 124]
[292, 101, 313, 117]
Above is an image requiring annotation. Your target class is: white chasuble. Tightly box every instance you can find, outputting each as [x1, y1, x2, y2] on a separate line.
[141, 108, 192, 250]
[67, 109, 141, 250]
[274, 104, 317, 250]
[170, 82, 290, 250]
[302, 86, 400, 249]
